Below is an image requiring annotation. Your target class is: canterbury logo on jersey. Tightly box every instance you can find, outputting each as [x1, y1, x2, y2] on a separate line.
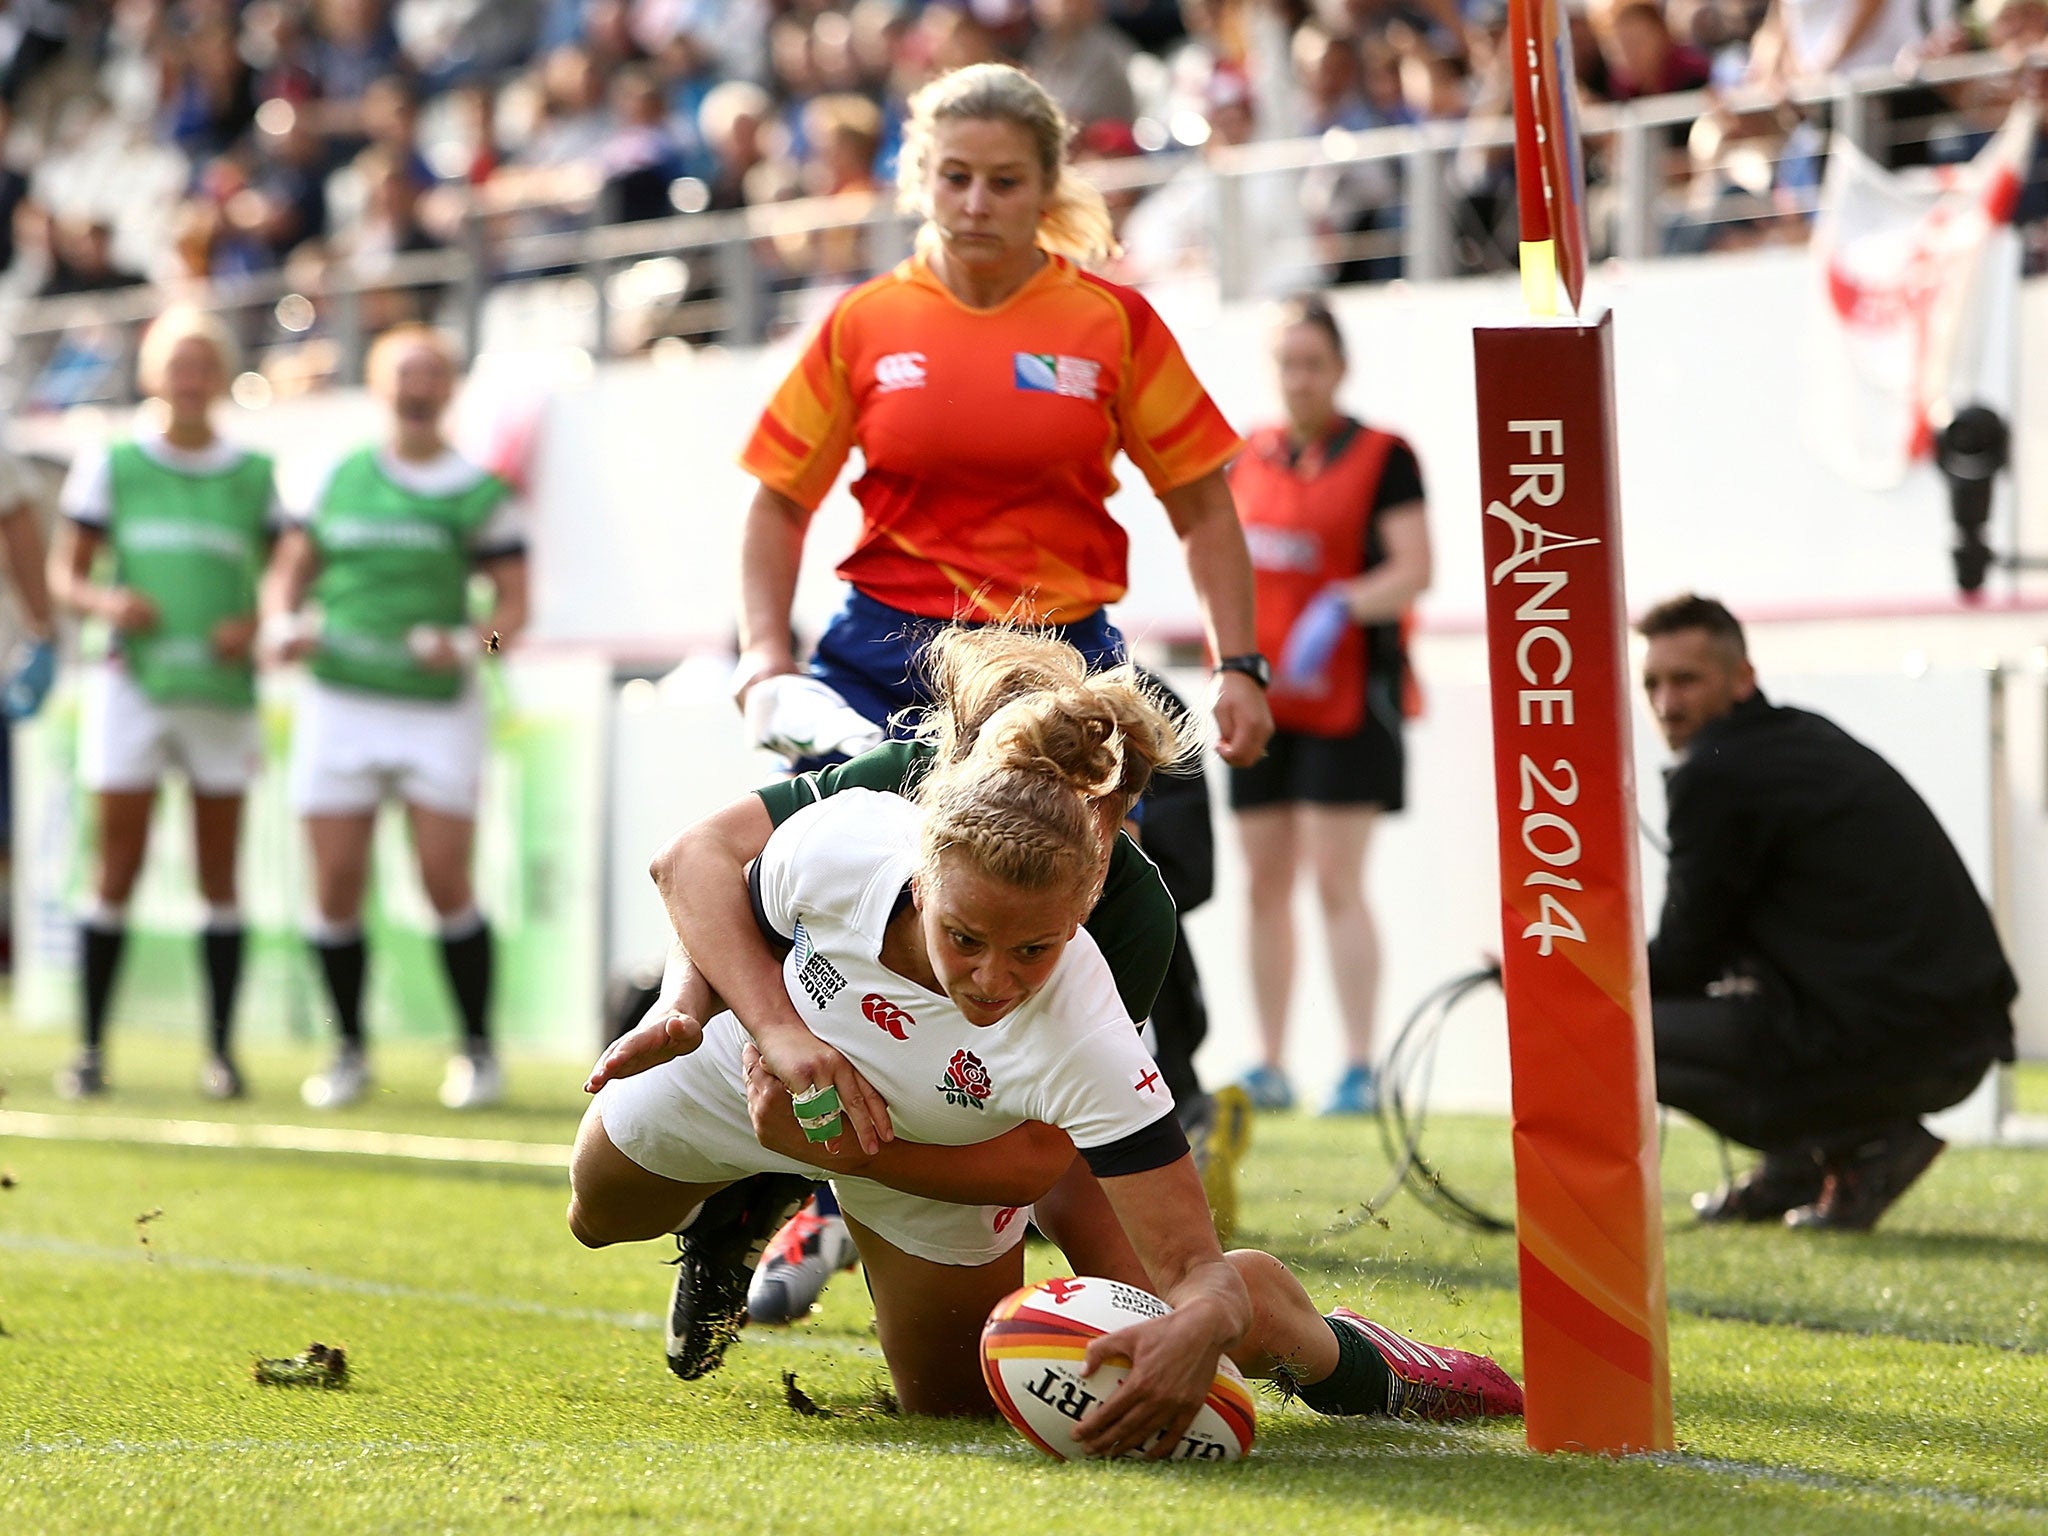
[873, 351, 928, 394]
[119, 525, 255, 560]
[321, 519, 456, 552]
[862, 993, 915, 1039]
[1013, 353, 1102, 400]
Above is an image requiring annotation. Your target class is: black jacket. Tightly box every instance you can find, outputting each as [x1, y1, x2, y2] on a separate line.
[1648, 691, 2015, 1068]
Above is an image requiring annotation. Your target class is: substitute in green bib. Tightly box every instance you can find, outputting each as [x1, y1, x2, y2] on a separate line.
[260, 324, 529, 1112]
[46, 308, 282, 1101]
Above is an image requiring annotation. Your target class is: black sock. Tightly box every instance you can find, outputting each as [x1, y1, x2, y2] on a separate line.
[438, 919, 492, 1052]
[81, 918, 127, 1054]
[312, 933, 368, 1050]
[1295, 1315, 1394, 1417]
[201, 925, 245, 1057]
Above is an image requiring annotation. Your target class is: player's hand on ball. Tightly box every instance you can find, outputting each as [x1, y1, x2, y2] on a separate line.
[748, 1018, 893, 1155]
[1076, 1307, 1230, 1460]
[583, 1007, 705, 1093]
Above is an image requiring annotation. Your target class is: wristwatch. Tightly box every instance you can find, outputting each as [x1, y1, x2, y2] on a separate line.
[1214, 652, 1271, 689]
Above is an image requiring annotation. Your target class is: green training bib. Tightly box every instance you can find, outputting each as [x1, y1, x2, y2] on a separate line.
[307, 448, 510, 702]
[106, 440, 275, 708]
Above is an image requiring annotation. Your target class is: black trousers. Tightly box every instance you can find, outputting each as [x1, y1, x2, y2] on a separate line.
[1653, 989, 1992, 1157]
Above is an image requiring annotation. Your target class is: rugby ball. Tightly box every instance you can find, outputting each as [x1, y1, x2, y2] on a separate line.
[980, 1275, 1256, 1463]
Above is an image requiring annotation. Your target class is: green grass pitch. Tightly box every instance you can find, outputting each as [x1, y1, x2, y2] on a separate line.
[2, 1020, 2045, 1535]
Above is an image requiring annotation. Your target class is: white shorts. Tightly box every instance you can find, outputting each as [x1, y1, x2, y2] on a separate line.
[79, 663, 261, 796]
[595, 1014, 1030, 1268]
[288, 676, 486, 819]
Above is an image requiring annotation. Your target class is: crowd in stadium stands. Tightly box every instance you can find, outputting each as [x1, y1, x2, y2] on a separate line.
[0, 0, 2041, 394]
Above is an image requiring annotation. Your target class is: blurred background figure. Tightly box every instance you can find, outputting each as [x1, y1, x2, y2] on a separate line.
[45, 309, 280, 1103]
[261, 325, 528, 1113]
[1226, 295, 1430, 1116]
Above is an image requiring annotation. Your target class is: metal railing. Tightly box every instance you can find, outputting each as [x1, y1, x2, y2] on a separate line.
[2, 47, 2035, 409]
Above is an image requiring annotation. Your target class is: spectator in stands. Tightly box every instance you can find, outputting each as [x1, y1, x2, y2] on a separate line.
[1, 0, 74, 108]
[232, 105, 334, 267]
[311, 0, 404, 114]
[597, 64, 689, 223]
[1318, 0, 1470, 61]
[1746, 0, 1928, 83]
[1985, 0, 2048, 53]
[40, 217, 147, 297]
[1295, 28, 1402, 280]
[437, 80, 503, 186]
[1025, 0, 1140, 128]
[356, 145, 444, 258]
[163, 20, 261, 165]
[796, 92, 885, 280]
[516, 43, 614, 173]
[1294, 23, 1382, 132]
[699, 79, 774, 213]
[1596, 0, 1714, 98]
[0, 100, 31, 276]
[1120, 66, 1317, 292]
[362, 74, 439, 189]
[395, 0, 546, 91]
[1398, 46, 1470, 122]
[188, 156, 283, 280]
[1640, 595, 2016, 1232]
[244, 0, 324, 110]
[651, 22, 722, 167]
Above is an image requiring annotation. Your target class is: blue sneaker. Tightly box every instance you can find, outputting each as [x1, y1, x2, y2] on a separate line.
[1239, 1064, 1295, 1111]
[1324, 1064, 1379, 1116]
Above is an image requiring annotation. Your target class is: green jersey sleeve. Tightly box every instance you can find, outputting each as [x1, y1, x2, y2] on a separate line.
[1087, 837, 1179, 1024]
[754, 739, 932, 826]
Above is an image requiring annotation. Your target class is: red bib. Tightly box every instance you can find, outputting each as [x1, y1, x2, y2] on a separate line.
[1230, 422, 1403, 737]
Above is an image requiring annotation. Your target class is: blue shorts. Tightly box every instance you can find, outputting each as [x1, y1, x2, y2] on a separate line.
[798, 588, 1127, 772]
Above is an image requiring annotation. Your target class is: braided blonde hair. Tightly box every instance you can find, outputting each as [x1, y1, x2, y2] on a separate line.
[898, 63, 1120, 266]
[914, 627, 1190, 903]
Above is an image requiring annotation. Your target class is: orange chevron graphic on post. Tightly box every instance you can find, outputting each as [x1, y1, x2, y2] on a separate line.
[1473, 315, 1674, 1455]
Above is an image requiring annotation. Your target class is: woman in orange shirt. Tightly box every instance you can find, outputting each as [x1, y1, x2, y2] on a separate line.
[733, 62, 1272, 776]
[1226, 296, 1432, 1117]
[720, 60, 1274, 1331]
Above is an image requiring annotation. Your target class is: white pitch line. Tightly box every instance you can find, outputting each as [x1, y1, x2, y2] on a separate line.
[0, 1108, 571, 1169]
[0, 1231, 885, 1361]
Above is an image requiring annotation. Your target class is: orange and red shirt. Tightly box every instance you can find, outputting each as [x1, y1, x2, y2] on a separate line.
[739, 253, 1242, 625]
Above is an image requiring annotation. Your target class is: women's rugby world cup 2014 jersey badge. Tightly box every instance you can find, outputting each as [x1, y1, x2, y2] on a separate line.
[791, 919, 847, 1009]
[938, 1049, 993, 1109]
[1013, 352, 1101, 400]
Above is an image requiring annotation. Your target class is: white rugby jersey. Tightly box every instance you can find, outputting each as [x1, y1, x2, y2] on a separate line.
[747, 789, 1178, 1158]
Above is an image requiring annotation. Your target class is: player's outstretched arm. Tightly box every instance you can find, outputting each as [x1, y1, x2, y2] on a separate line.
[653, 795, 894, 1153]
[1073, 1155, 1251, 1460]
[584, 943, 723, 1093]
